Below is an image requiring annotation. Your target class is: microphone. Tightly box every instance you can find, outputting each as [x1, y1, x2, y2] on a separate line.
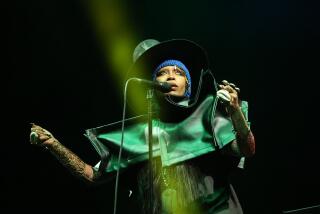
[30, 131, 40, 145]
[134, 78, 173, 93]
[30, 131, 38, 140]
[216, 89, 231, 103]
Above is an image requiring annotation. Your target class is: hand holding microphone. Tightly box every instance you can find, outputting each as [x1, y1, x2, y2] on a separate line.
[30, 123, 55, 147]
[217, 80, 241, 109]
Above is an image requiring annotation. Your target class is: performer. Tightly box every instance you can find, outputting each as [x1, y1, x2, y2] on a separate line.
[30, 38, 255, 214]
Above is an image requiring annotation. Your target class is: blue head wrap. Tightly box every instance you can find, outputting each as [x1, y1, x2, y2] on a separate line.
[153, 59, 191, 98]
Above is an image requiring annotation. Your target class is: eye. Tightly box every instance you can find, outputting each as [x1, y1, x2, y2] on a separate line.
[156, 70, 168, 76]
[175, 69, 185, 76]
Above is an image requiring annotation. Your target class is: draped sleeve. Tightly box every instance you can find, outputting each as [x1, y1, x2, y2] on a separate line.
[84, 95, 249, 173]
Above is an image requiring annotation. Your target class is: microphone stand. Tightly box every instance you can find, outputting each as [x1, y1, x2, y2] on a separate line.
[146, 89, 154, 214]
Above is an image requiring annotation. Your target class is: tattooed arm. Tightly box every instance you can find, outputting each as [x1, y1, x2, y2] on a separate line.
[30, 123, 105, 183]
[218, 80, 256, 157]
[226, 106, 255, 157]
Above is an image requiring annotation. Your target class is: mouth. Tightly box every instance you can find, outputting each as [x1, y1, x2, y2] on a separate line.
[168, 83, 178, 89]
[170, 86, 178, 92]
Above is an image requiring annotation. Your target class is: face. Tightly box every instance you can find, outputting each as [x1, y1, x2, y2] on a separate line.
[155, 65, 188, 97]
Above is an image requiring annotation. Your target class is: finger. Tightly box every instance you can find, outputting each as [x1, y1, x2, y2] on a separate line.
[219, 84, 230, 90]
[229, 83, 236, 88]
[223, 85, 236, 93]
[42, 129, 53, 136]
[222, 80, 229, 85]
[31, 125, 48, 134]
[38, 135, 50, 141]
[229, 83, 240, 94]
[31, 127, 40, 132]
[31, 123, 41, 128]
[31, 124, 43, 131]
[31, 128, 44, 134]
[36, 128, 51, 137]
[229, 83, 240, 92]
[225, 82, 240, 93]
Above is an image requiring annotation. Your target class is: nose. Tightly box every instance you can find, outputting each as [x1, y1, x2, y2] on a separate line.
[167, 72, 176, 80]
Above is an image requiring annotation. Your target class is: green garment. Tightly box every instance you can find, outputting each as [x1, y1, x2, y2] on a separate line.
[84, 95, 249, 173]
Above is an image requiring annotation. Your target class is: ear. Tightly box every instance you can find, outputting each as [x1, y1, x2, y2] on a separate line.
[185, 76, 189, 85]
[185, 77, 191, 96]
[184, 77, 189, 90]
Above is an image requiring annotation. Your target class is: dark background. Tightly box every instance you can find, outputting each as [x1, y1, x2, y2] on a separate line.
[4, 0, 320, 213]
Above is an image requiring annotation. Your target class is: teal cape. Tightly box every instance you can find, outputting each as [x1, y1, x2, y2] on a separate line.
[84, 95, 249, 173]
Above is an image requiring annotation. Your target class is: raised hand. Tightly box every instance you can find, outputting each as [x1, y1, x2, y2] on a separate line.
[30, 123, 56, 147]
[217, 80, 241, 112]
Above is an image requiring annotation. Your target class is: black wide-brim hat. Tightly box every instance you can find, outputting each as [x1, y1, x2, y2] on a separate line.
[126, 39, 210, 99]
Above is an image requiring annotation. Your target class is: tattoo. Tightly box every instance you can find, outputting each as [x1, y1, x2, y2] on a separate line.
[236, 131, 255, 156]
[47, 139, 93, 182]
[229, 107, 256, 157]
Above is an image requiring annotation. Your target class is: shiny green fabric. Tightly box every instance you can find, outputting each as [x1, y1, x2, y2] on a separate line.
[85, 95, 249, 173]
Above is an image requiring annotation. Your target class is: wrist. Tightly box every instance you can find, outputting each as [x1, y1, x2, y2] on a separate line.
[235, 127, 251, 140]
[43, 137, 59, 149]
[227, 105, 241, 115]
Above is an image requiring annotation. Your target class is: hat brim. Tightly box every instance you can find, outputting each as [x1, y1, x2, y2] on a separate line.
[126, 39, 209, 98]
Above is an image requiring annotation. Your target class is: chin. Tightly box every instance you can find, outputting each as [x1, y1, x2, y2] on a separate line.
[167, 92, 184, 97]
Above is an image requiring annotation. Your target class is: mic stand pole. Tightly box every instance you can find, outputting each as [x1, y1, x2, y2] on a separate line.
[146, 89, 154, 214]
